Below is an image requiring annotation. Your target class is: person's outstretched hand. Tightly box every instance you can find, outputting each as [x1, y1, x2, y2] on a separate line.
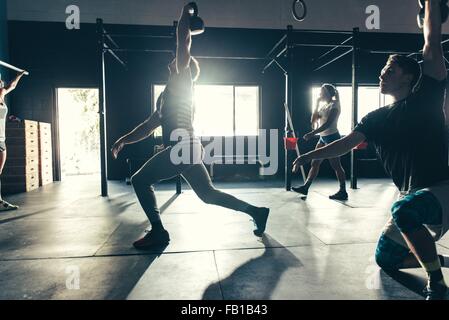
[111, 139, 125, 160]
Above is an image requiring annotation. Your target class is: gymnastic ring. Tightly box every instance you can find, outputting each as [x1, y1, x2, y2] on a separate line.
[292, 0, 307, 22]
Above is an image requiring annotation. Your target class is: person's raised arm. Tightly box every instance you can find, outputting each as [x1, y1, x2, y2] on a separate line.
[310, 98, 321, 128]
[3, 71, 26, 95]
[176, 4, 193, 72]
[422, 0, 447, 80]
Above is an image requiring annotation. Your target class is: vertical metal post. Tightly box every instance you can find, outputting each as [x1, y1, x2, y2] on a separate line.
[176, 176, 182, 195]
[351, 27, 360, 190]
[285, 25, 294, 191]
[97, 18, 108, 197]
[172, 20, 178, 57]
[172, 19, 182, 195]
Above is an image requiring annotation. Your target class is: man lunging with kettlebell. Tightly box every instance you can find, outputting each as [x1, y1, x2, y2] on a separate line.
[294, 0, 449, 300]
[111, 3, 269, 250]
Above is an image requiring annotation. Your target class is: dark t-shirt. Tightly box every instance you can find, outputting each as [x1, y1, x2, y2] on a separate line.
[157, 68, 194, 146]
[354, 75, 449, 192]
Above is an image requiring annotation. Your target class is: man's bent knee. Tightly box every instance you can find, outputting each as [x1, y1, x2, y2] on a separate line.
[375, 234, 410, 271]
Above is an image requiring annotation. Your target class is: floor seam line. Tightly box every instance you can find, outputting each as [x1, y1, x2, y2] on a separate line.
[0, 244, 319, 262]
[93, 222, 123, 256]
[212, 250, 225, 300]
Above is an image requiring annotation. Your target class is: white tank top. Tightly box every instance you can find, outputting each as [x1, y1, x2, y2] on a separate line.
[318, 101, 340, 137]
[0, 101, 7, 143]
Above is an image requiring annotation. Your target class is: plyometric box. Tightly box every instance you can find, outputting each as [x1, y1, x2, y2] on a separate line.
[1, 120, 54, 194]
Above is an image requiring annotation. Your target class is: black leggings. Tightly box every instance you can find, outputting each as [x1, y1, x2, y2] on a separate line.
[131, 144, 255, 224]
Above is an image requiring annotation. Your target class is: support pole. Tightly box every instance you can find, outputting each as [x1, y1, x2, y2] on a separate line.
[173, 20, 182, 194]
[97, 18, 108, 197]
[176, 176, 182, 195]
[285, 25, 295, 191]
[351, 28, 360, 190]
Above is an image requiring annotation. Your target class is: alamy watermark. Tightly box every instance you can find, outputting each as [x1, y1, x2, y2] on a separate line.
[365, 256, 381, 290]
[366, 5, 380, 30]
[66, 5, 80, 30]
[169, 129, 279, 176]
[66, 266, 81, 290]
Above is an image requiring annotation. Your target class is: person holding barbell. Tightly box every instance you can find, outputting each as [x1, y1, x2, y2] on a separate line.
[111, 3, 269, 250]
[0, 71, 27, 212]
[292, 84, 348, 201]
[294, 0, 449, 300]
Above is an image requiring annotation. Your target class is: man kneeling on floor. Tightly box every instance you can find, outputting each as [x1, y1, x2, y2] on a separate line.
[293, 0, 449, 300]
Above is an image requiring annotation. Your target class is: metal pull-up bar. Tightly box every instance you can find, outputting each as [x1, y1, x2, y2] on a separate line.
[0, 60, 29, 75]
[313, 36, 353, 62]
[107, 34, 173, 39]
[96, 18, 180, 197]
[313, 48, 353, 72]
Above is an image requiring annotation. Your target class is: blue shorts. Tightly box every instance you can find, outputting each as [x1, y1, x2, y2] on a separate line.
[375, 190, 443, 270]
[319, 132, 341, 145]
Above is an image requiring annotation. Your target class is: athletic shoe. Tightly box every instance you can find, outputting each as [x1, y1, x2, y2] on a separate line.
[133, 228, 170, 250]
[329, 190, 348, 201]
[292, 185, 309, 196]
[423, 281, 448, 300]
[0, 200, 19, 212]
[251, 207, 270, 237]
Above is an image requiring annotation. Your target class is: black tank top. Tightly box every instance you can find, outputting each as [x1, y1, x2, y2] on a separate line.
[157, 68, 195, 146]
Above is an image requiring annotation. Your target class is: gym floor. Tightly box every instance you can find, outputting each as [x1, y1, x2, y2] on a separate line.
[1, 176, 447, 300]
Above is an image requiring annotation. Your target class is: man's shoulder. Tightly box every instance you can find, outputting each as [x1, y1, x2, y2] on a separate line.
[364, 106, 391, 119]
[414, 75, 447, 94]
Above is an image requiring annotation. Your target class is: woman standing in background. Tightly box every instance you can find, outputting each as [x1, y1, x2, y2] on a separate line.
[0, 71, 26, 211]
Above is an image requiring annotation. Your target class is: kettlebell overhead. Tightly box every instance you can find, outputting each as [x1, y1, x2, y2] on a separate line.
[418, 0, 449, 28]
[188, 2, 205, 35]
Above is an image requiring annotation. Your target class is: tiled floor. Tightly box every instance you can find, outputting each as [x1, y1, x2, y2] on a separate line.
[0, 176, 447, 300]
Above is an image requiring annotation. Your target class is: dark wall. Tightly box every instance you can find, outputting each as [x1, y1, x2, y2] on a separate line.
[7, 20, 425, 181]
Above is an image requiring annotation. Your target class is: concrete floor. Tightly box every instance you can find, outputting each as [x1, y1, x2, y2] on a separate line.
[0, 176, 448, 300]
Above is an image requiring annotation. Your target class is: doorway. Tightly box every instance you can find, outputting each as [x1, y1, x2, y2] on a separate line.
[57, 88, 100, 180]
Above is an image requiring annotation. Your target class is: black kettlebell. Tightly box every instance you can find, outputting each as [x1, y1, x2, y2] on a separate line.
[417, 0, 449, 29]
[188, 2, 205, 36]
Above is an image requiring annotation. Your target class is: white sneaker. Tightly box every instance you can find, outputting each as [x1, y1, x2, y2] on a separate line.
[0, 200, 19, 212]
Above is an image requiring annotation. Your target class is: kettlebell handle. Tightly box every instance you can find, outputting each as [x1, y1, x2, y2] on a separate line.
[188, 2, 198, 17]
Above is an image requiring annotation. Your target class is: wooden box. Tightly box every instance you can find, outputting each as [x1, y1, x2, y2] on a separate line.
[38, 122, 53, 186]
[2, 120, 40, 194]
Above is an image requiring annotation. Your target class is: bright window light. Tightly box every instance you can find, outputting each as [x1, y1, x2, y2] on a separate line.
[194, 85, 234, 136]
[235, 86, 259, 136]
[359, 87, 381, 122]
[153, 84, 259, 137]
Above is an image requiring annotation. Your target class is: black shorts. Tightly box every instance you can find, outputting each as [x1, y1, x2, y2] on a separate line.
[0, 141, 5, 152]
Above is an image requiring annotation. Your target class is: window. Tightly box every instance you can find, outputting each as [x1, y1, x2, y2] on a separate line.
[311, 85, 394, 135]
[153, 84, 260, 137]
